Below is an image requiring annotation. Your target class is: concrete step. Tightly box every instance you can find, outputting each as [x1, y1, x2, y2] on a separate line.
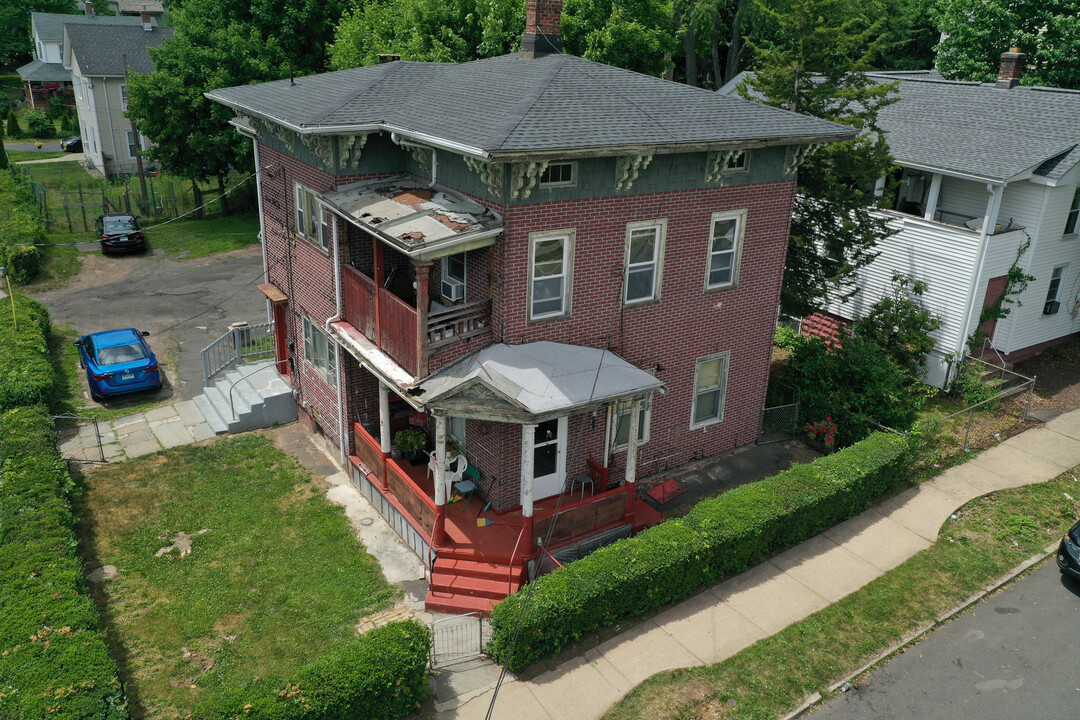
[191, 361, 295, 435]
[192, 393, 228, 434]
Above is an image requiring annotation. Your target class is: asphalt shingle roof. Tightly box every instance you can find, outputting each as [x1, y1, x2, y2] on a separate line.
[866, 72, 1080, 182]
[32, 11, 151, 44]
[65, 24, 173, 77]
[16, 58, 71, 83]
[209, 53, 853, 157]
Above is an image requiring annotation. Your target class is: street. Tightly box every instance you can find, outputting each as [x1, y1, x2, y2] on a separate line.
[34, 244, 267, 401]
[808, 559, 1080, 720]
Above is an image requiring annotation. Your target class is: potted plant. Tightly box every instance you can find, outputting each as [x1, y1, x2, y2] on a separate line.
[394, 429, 428, 465]
[445, 437, 460, 460]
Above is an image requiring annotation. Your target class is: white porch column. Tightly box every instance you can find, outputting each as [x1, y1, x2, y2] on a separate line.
[624, 398, 643, 522]
[520, 423, 536, 518]
[433, 414, 448, 547]
[923, 173, 943, 221]
[378, 381, 391, 455]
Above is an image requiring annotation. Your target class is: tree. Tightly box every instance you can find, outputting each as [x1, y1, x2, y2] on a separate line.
[126, 8, 287, 192]
[854, 272, 942, 375]
[330, 0, 524, 68]
[0, 123, 7, 171]
[6, 111, 21, 139]
[24, 109, 55, 139]
[744, 0, 898, 318]
[0, 0, 77, 66]
[934, 0, 1080, 89]
[563, 0, 677, 78]
[870, 0, 937, 71]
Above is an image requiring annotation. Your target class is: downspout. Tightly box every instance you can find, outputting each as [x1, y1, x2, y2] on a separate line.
[101, 78, 118, 175]
[252, 139, 270, 322]
[325, 210, 346, 467]
[1001, 185, 1050, 355]
[955, 183, 1004, 378]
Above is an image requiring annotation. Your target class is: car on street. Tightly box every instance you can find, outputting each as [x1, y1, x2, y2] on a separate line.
[60, 136, 82, 152]
[94, 213, 146, 254]
[1057, 519, 1080, 579]
[75, 328, 162, 400]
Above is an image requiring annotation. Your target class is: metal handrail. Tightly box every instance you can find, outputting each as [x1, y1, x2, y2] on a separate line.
[507, 525, 526, 597]
[536, 543, 563, 569]
[227, 363, 275, 420]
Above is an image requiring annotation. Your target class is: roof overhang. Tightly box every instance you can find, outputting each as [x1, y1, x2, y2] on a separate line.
[897, 161, 1004, 186]
[322, 176, 503, 262]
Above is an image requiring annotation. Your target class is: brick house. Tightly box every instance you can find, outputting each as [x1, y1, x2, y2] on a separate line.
[208, 0, 852, 614]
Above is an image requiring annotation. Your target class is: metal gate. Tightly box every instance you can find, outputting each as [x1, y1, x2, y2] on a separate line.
[53, 415, 106, 463]
[431, 612, 490, 668]
[758, 401, 799, 444]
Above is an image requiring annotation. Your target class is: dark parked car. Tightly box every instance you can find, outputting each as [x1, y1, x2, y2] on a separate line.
[94, 213, 146, 254]
[1057, 520, 1080, 579]
[60, 136, 82, 152]
[75, 328, 162, 400]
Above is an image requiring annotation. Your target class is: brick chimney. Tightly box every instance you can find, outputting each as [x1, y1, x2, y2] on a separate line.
[140, 5, 152, 31]
[996, 47, 1025, 89]
[84, 1, 94, 16]
[521, 0, 562, 60]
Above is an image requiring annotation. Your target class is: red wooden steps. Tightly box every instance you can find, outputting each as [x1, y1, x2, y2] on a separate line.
[425, 556, 526, 616]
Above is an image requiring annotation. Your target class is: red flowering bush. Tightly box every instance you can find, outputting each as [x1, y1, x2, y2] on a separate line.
[805, 417, 838, 450]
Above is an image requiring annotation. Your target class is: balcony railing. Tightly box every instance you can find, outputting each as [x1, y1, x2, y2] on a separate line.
[428, 299, 492, 350]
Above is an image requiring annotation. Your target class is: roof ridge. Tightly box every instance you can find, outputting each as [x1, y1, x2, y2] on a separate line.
[483, 53, 570, 152]
[306, 63, 401, 127]
[562, 55, 679, 146]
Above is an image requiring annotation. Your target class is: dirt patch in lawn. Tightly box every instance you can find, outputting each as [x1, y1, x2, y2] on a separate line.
[1015, 335, 1080, 414]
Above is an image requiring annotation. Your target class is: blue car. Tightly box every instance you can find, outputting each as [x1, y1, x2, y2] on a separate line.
[75, 328, 162, 400]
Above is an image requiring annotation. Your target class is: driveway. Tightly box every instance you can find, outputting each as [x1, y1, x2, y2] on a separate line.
[34, 245, 268, 402]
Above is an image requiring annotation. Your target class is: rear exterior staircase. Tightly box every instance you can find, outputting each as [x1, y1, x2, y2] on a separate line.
[193, 360, 296, 434]
[426, 553, 527, 616]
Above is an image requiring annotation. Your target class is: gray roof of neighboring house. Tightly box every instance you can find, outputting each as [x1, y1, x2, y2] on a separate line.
[864, 71, 1080, 182]
[65, 24, 173, 77]
[32, 11, 152, 44]
[16, 58, 71, 83]
[208, 53, 854, 158]
[108, 0, 165, 14]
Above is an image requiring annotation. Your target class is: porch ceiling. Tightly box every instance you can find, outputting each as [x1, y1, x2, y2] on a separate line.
[323, 175, 502, 261]
[416, 341, 664, 422]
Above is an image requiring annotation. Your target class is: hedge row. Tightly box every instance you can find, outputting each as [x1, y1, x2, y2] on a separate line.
[487, 432, 911, 671]
[1, 170, 45, 285]
[0, 406, 129, 719]
[191, 620, 432, 720]
[0, 293, 56, 411]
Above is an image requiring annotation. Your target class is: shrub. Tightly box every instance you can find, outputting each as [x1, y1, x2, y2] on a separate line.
[0, 406, 129, 720]
[191, 621, 431, 720]
[6, 109, 21, 137]
[854, 272, 942, 376]
[24, 109, 56, 138]
[949, 360, 1000, 406]
[488, 432, 910, 671]
[0, 171, 45, 285]
[0, 293, 55, 411]
[773, 324, 802, 350]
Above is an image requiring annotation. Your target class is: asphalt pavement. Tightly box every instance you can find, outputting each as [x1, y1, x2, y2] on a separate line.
[807, 560, 1080, 720]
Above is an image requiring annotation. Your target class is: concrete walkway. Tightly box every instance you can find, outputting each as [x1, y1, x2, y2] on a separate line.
[439, 409, 1080, 720]
[15, 152, 84, 165]
[58, 399, 216, 462]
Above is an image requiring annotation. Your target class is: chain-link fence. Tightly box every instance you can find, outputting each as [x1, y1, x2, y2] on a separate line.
[53, 415, 106, 464]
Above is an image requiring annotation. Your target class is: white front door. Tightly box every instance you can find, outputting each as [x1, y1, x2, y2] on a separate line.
[525, 417, 567, 503]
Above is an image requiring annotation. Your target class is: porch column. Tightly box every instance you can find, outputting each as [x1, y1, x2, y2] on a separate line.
[923, 173, 942, 222]
[373, 238, 384, 347]
[624, 398, 643, 524]
[520, 423, 536, 560]
[415, 262, 432, 378]
[433, 414, 448, 547]
[377, 382, 391, 489]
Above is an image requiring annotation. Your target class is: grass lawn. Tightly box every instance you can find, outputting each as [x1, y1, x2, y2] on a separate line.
[77, 434, 397, 719]
[22, 161, 94, 187]
[146, 214, 260, 258]
[9, 149, 71, 162]
[601, 466, 1079, 720]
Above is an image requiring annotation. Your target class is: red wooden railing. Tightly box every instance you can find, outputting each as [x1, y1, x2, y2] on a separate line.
[586, 456, 610, 493]
[427, 299, 492, 350]
[343, 265, 377, 340]
[353, 422, 385, 481]
[378, 288, 419, 376]
[532, 488, 626, 547]
[386, 458, 435, 535]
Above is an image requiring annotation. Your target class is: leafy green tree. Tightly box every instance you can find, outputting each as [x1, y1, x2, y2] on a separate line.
[744, 0, 898, 318]
[0, 125, 7, 171]
[854, 272, 942, 375]
[329, 0, 523, 68]
[24, 109, 55, 138]
[127, 8, 286, 192]
[6, 110, 22, 138]
[934, 0, 1080, 89]
[870, 0, 937, 71]
[563, 0, 677, 78]
[0, 0, 76, 66]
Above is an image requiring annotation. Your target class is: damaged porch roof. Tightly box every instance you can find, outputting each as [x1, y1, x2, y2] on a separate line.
[416, 341, 664, 422]
[323, 176, 502, 260]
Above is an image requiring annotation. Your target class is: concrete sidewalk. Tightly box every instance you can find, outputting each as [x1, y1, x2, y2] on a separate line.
[58, 399, 216, 463]
[441, 409, 1080, 720]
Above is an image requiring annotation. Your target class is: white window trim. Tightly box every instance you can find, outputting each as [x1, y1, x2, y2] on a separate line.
[126, 130, 137, 159]
[1065, 187, 1080, 237]
[623, 219, 667, 305]
[302, 316, 338, 385]
[705, 209, 747, 291]
[1044, 264, 1068, 315]
[527, 229, 575, 322]
[725, 150, 750, 173]
[609, 396, 652, 452]
[539, 162, 577, 188]
[119, 83, 128, 111]
[294, 182, 330, 252]
[441, 253, 467, 302]
[690, 351, 730, 429]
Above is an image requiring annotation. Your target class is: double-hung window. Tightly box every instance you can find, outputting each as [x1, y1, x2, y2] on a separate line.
[706, 210, 746, 290]
[610, 397, 650, 451]
[1066, 188, 1080, 236]
[119, 83, 128, 111]
[624, 220, 666, 304]
[302, 316, 337, 385]
[539, 162, 575, 188]
[691, 351, 730, 428]
[1044, 265, 1068, 315]
[294, 183, 330, 251]
[529, 231, 573, 320]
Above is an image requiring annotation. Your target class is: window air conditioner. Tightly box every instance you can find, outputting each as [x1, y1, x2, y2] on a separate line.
[1044, 300, 1061, 315]
[442, 277, 465, 302]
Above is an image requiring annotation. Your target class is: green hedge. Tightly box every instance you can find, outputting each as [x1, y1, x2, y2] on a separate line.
[191, 620, 432, 720]
[0, 170, 45, 285]
[0, 406, 129, 720]
[487, 432, 910, 671]
[0, 293, 56, 411]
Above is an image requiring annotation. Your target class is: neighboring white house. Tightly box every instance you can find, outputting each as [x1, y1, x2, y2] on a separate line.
[63, 17, 173, 177]
[16, 5, 154, 109]
[721, 53, 1080, 387]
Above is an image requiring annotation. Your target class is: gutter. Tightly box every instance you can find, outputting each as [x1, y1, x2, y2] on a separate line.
[325, 210, 346, 467]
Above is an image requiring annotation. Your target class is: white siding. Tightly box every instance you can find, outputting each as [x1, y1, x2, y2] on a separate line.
[826, 212, 981, 387]
[998, 180, 1044, 232]
[937, 176, 989, 226]
[963, 227, 1027, 350]
[70, 56, 104, 173]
